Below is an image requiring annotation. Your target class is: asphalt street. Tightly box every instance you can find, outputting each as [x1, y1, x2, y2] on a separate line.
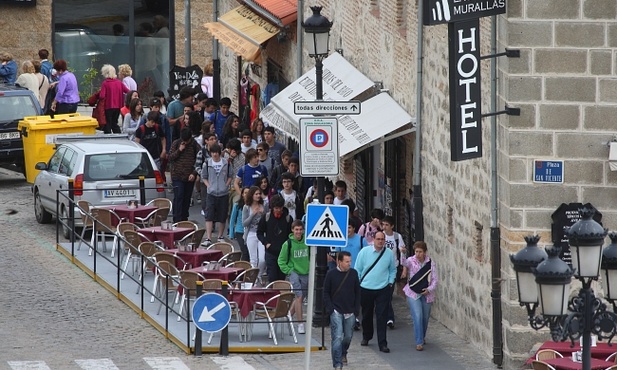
[0, 166, 499, 369]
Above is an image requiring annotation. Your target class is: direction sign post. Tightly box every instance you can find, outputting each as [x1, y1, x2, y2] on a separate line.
[300, 117, 339, 177]
[294, 100, 362, 115]
[192, 291, 232, 355]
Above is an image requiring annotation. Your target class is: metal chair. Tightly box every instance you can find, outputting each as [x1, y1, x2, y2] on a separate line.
[251, 291, 297, 345]
[146, 197, 173, 214]
[119, 230, 142, 279]
[134, 207, 170, 228]
[177, 228, 206, 249]
[536, 349, 563, 361]
[151, 252, 190, 302]
[115, 222, 139, 261]
[226, 261, 252, 270]
[265, 280, 293, 293]
[232, 267, 260, 287]
[206, 242, 234, 255]
[177, 270, 205, 321]
[607, 352, 617, 363]
[135, 242, 164, 294]
[155, 260, 181, 315]
[76, 200, 94, 251]
[219, 251, 242, 265]
[89, 208, 121, 256]
[531, 360, 556, 370]
[172, 220, 198, 230]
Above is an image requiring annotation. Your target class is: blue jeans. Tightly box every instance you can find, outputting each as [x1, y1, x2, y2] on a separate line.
[330, 311, 355, 368]
[407, 295, 431, 345]
[171, 178, 195, 222]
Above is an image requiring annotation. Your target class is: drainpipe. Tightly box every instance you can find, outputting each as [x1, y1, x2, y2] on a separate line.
[184, 0, 191, 65]
[413, 0, 424, 242]
[296, 0, 304, 78]
[490, 14, 504, 368]
[212, 0, 221, 101]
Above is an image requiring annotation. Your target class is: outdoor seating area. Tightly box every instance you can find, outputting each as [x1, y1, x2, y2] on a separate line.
[527, 341, 617, 370]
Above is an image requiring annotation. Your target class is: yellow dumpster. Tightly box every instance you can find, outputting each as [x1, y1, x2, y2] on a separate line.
[18, 113, 98, 183]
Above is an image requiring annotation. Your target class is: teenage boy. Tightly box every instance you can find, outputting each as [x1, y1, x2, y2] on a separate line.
[278, 219, 310, 334]
[279, 172, 304, 221]
[270, 149, 292, 188]
[167, 87, 196, 142]
[194, 132, 220, 215]
[226, 138, 246, 217]
[168, 127, 200, 222]
[257, 194, 293, 284]
[257, 142, 275, 175]
[202, 143, 233, 243]
[234, 148, 268, 195]
[324, 251, 361, 370]
[240, 129, 257, 153]
[381, 215, 406, 329]
[263, 126, 286, 166]
[333, 180, 349, 205]
[209, 97, 233, 139]
[135, 111, 167, 170]
[139, 98, 172, 180]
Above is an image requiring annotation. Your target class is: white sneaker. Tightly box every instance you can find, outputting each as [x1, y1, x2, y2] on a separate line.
[298, 323, 305, 334]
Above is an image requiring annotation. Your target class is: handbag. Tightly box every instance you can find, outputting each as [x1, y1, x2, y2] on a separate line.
[408, 261, 432, 294]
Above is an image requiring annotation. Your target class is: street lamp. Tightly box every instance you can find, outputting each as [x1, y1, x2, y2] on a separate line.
[302, 5, 332, 327]
[510, 208, 617, 370]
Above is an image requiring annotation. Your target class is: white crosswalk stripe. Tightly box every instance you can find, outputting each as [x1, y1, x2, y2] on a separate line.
[75, 358, 119, 370]
[143, 357, 191, 370]
[210, 356, 256, 370]
[7, 361, 51, 370]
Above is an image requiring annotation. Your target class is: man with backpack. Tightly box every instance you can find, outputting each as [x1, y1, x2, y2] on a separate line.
[381, 215, 407, 329]
[278, 219, 310, 335]
[135, 111, 167, 170]
[257, 194, 293, 284]
[279, 172, 304, 221]
[233, 148, 268, 195]
[201, 143, 233, 243]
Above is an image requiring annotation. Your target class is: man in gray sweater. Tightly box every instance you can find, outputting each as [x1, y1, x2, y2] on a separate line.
[201, 143, 233, 243]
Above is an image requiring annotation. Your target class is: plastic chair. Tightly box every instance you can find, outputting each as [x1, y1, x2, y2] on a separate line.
[251, 291, 297, 345]
[146, 197, 173, 213]
[536, 349, 563, 361]
[206, 242, 234, 255]
[134, 207, 170, 228]
[89, 208, 122, 256]
[531, 360, 556, 370]
[226, 261, 252, 270]
[177, 270, 205, 321]
[76, 200, 94, 251]
[172, 220, 198, 230]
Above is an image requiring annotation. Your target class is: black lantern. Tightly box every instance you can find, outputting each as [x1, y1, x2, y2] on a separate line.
[510, 235, 548, 307]
[566, 208, 607, 278]
[602, 232, 617, 305]
[533, 246, 574, 317]
[302, 6, 333, 59]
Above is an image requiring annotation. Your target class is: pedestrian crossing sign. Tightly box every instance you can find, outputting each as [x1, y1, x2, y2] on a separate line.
[305, 204, 349, 247]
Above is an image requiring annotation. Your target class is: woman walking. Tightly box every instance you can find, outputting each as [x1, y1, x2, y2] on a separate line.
[242, 186, 266, 282]
[122, 98, 144, 140]
[99, 64, 129, 133]
[400, 241, 438, 351]
[50, 60, 79, 114]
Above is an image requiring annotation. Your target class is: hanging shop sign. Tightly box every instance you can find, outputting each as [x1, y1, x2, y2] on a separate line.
[168, 65, 203, 101]
[423, 0, 507, 25]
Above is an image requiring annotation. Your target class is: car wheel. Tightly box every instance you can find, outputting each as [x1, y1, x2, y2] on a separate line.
[61, 205, 72, 240]
[34, 190, 52, 224]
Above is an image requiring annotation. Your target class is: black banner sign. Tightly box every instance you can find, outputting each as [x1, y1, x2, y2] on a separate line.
[168, 65, 203, 101]
[424, 0, 506, 25]
[449, 19, 482, 161]
[551, 203, 602, 265]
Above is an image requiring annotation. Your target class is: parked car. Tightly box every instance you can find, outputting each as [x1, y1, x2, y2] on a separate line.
[33, 135, 166, 239]
[0, 83, 43, 174]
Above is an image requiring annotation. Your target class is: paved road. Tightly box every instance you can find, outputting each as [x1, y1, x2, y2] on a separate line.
[0, 167, 499, 369]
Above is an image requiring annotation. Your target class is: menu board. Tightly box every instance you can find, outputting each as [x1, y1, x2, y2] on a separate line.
[551, 202, 602, 265]
[168, 65, 203, 101]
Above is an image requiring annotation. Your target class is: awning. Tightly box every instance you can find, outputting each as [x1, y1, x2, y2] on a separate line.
[260, 52, 415, 156]
[241, 0, 298, 27]
[204, 6, 279, 63]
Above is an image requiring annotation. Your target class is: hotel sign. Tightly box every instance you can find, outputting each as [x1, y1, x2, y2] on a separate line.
[424, 0, 506, 25]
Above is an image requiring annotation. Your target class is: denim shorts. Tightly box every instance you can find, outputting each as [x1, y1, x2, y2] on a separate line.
[289, 271, 308, 298]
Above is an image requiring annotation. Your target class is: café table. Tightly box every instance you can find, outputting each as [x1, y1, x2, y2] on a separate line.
[138, 226, 193, 249]
[543, 356, 613, 370]
[188, 265, 243, 282]
[165, 248, 223, 269]
[228, 288, 279, 342]
[529, 341, 617, 363]
[101, 204, 158, 225]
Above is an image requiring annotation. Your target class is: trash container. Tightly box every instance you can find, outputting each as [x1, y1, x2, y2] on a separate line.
[18, 113, 99, 183]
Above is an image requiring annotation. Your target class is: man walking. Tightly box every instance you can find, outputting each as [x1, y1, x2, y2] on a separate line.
[257, 194, 292, 284]
[168, 127, 200, 222]
[354, 231, 396, 353]
[201, 143, 233, 243]
[324, 251, 360, 370]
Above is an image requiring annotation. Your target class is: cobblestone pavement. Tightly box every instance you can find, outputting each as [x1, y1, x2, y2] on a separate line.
[0, 167, 499, 369]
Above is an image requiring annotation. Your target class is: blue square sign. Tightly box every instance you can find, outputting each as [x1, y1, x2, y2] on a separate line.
[305, 204, 349, 247]
[533, 160, 564, 184]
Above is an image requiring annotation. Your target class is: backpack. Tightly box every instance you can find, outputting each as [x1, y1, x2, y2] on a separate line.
[237, 164, 267, 187]
[265, 211, 292, 224]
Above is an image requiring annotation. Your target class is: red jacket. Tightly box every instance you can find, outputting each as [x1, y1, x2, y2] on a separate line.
[99, 78, 128, 110]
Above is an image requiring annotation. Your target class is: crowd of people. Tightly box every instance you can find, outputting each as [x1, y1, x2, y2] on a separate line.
[2, 49, 437, 368]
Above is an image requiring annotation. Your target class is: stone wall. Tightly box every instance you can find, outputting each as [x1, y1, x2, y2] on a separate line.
[0, 1, 52, 65]
[499, 0, 617, 368]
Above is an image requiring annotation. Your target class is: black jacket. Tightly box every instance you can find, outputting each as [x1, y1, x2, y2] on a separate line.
[257, 208, 293, 255]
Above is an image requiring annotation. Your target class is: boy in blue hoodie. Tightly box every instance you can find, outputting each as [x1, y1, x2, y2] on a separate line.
[278, 219, 309, 334]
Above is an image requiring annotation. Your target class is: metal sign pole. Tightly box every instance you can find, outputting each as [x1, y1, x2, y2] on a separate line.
[304, 245, 317, 370]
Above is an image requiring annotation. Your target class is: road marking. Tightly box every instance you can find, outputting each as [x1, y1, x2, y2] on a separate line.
[7, 361, 51, 370]
[211, 356, 256, 370]
[75, 359, 119, 370]
[143, 357, 191, 370]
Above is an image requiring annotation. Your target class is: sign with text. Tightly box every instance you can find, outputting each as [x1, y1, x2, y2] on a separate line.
[299, 117, 339, 176]
[423, 0, 507, 25]
[449, 19, 482, 161]
[294, 101, 361, 115]
[551, 203, 602, 265]
[168, 65, 203, 101]
[534, 160, 564, 183]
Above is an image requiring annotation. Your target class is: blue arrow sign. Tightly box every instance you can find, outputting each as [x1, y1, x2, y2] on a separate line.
[191, 292, 232, 333]
[305, 204, 349, 247]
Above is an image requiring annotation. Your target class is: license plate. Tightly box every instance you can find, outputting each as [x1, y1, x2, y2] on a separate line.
[0, 132, 19, 140]
[104, 189, 136, 198]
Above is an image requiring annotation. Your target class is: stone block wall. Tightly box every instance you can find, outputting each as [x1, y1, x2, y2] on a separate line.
[0, 1, 52, 65]
[499, 0, 617, 368]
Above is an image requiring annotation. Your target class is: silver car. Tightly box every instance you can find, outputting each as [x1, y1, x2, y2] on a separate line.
[33, 135, 166, 238]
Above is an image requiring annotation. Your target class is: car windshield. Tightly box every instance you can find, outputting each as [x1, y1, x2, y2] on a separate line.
[0, 95, 39, 122]
[84, 152, 154, 181]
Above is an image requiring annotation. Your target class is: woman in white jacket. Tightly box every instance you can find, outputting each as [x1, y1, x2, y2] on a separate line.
[242, 185, 266, 283]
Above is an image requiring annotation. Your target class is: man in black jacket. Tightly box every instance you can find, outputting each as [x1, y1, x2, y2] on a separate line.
[257, 194, 292, 284]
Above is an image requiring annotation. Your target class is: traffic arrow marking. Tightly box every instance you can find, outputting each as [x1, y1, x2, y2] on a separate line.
[198, 302, 226, 322]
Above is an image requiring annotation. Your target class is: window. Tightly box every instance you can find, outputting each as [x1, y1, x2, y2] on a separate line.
[48, 147, 66, 174]
[84, 153, 154, 181]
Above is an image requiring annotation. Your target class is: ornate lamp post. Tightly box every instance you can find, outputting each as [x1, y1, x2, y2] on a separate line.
[510, 208, 617, 370]
[302, 5, 333, 327]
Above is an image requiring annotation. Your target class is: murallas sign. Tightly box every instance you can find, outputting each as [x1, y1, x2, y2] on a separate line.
[424, 0, 507, 25]
[449, 19, 481, 161]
